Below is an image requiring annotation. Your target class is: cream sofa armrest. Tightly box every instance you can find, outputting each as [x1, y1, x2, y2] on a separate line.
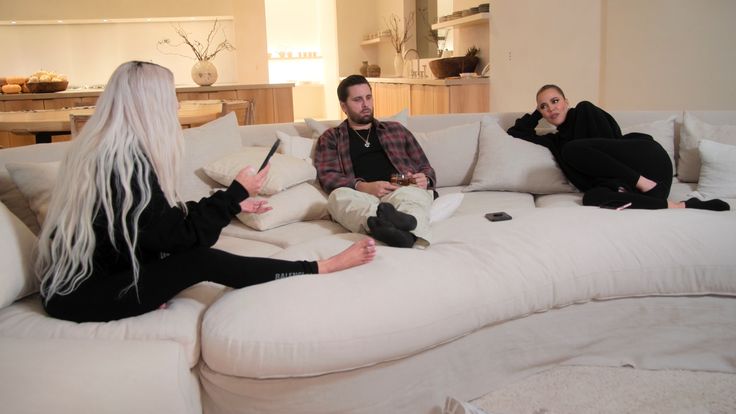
[0, 337, 201, 414]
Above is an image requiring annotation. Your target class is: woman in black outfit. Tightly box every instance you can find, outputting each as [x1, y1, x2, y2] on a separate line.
[36, 61, 376, 323]
[507, 84, 729, 211]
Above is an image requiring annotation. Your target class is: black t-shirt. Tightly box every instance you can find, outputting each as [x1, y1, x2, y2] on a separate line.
[348, 127, 397, 182]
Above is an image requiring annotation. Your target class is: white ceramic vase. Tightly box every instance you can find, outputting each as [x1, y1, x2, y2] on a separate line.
[191, 60, 218, 86]
[393, 52, 404, 77]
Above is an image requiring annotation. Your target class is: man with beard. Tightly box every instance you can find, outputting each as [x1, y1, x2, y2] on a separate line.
[314, 75, 437, 248]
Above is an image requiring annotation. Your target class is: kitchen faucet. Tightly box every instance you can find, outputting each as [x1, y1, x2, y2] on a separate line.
[403, 48, 422, 78]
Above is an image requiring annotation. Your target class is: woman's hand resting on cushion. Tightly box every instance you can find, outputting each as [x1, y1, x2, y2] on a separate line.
[240, 198, 272, 214]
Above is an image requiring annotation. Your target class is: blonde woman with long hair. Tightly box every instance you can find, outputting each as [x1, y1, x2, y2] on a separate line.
[37, 61, 376, 322]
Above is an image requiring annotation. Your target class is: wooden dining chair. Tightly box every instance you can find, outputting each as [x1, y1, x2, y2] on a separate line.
[69, 114, 91, 138]
[220, 99, 255, 125]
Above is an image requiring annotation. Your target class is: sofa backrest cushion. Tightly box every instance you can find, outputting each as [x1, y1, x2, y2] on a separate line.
[0, 141, 71, 234]
[0, 201, 38, 308]
[465, 116, 577, 194]
[180, 112, 243, 201]
[414, 122, 480, 187]
[679, 111, 736, 182]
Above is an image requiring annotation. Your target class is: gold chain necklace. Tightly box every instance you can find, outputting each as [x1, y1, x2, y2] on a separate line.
[350, 125, 372, 148]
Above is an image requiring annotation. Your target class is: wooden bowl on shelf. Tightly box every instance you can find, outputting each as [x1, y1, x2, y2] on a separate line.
[26, 80, 69, 93]
[429, 57, 479, 79]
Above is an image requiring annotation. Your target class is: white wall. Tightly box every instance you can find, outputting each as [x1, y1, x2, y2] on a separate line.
[0, 19, 238, 87]
[488, 0, 602, 112]
[601, 0, 736, 110]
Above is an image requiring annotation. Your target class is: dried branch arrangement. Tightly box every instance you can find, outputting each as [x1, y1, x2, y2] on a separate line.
[385, 12, 415, 54]
[157, 19, 235, 61]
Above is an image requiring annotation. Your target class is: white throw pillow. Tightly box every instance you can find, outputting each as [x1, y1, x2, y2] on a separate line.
[5, 161, 58, 227]
[305, 108, 409, 139]
[430, 193, 464, 223]
[622, 116, 676, 175]
[414, 122, 480, 187]
[181, 112, 243, 201]
[465, 116, 576, 194]
[679, 112, 736, 182]
[203, 148, 316, 196]
[695, 140, 736, 199]
[276, 130, 316, 161]
[0, 201, 38, 308]
[236, 182, 329, 230]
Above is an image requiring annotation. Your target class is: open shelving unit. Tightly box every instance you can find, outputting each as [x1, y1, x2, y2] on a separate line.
[360, 35, 390, 46]
[431, 12, 489, 30]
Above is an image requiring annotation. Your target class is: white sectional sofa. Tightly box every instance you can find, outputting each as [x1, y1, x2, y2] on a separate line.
[1, 110, 735, 414]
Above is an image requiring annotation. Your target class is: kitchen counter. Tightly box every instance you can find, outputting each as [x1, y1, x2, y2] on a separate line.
[366, 77, 488, 86]
[0, 83, 294, 101]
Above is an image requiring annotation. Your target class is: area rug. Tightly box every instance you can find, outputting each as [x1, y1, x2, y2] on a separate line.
[447, 365, 736, 414]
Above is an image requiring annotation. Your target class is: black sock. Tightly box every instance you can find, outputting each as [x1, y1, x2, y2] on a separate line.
[684, 198, 730, 211]
[376, 202, 417, 231]
[367, 216, 416, 248]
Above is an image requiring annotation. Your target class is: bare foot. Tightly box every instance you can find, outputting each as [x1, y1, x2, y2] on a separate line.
[668, 200, 685, 209]
[318, 238, 377, 274]
[636, 176, 657, 193]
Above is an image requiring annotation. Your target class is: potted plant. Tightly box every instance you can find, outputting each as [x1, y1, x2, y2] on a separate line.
[157, 19, 235, 86]
[385, 12, 415, 76]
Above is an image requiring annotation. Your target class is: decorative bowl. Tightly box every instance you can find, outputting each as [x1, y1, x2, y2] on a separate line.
[429, 57, 479, 79]
[26, 81, 69, 93]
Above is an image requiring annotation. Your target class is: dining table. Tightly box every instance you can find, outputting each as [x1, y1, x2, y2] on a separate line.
[0, 101, 223, 144]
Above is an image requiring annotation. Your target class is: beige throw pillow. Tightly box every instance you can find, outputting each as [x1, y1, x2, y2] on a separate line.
[276, 130, 316, 162]
[181, 112, 244, 201]
[203, 148, 316, 196]
[236, 182, 329, 231]
[465, 116, 576, 194]
[679, 112, 736, 182]
[695, 139, 736, 199]
[0, 201, 39, 307]
[414, 122, 480, 187]
[5, 161, 59, 227]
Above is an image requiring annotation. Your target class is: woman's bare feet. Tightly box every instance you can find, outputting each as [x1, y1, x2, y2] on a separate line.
[317, 238, 377, 274]
[636, 176, 658, 193]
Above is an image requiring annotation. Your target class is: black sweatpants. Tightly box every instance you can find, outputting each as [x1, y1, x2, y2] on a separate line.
[45, 248, 318, 322]
[560, 137, 673, 209]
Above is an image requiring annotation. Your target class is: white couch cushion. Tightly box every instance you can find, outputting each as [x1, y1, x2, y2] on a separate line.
[222, 219, 349, 248]
[0, 337, 201, 414]
[0, 281, 226, 368]
[5, 161, 58, 227]
[200, 208, 736, 379]
[276, 130, 316, 161]
[465, 116, 576, 194]
[0, 202, 38, 308]
[0, 141, 71, 234]
[679, 112, 736, 182]
[414, 122, 480, 187]
[203, 148, 316, 196]
[181, 112, 243, 201]
[236, 182, 329, 231]
[695, 140, 736, 199]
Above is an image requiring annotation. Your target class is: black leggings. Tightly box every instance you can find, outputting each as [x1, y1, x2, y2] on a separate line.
[44, 248, 318, 322]
[561, 137, 673, 209]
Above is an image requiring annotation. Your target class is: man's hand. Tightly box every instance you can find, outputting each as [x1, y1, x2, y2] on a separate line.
[356, 181, 399, 197]
[407, 172, 428, 189]
[240, 198, 272, 214]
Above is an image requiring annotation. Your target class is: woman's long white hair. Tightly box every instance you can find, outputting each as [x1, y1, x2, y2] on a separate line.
[37, 61, 186, 303]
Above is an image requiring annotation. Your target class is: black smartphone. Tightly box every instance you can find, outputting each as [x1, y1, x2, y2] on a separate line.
[599, 200, 632, 210]
[485, 212, 512, 222]
[258, 138, 281, 172]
